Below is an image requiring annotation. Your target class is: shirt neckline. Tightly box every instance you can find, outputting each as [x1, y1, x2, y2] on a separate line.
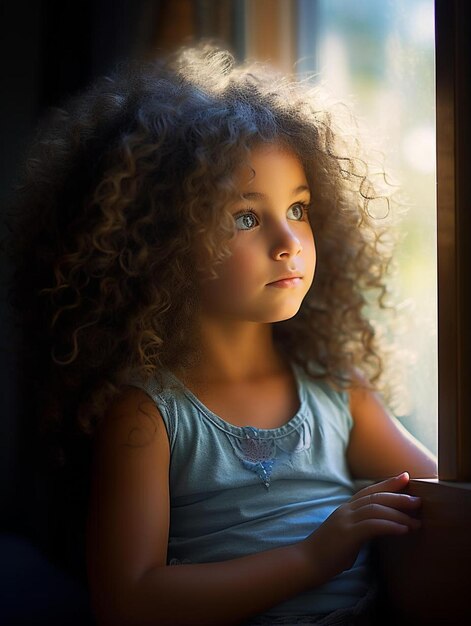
[165, 362, 309, 439]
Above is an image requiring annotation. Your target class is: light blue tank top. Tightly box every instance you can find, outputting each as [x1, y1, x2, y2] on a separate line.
[128, 364, 371, 617]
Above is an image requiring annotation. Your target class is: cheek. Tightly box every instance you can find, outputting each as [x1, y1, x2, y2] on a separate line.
[217, 249, 258, 291]
[199, 248, 257, 306]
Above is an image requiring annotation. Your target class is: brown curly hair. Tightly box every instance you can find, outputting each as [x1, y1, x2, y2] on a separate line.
[5, 45, 401, 473]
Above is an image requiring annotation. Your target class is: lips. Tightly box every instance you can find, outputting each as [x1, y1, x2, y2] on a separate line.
[266, 274, 303, 288]
[268, 274, 302, 285]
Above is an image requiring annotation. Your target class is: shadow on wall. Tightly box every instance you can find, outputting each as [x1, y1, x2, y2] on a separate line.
[0, 2, 238, 622]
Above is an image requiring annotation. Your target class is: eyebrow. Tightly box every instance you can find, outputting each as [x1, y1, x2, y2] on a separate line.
[241, 185, 311, 200]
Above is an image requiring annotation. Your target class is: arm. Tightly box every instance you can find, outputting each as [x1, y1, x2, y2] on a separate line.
[86, 387, 318, 626]
[346, 374, 438, 480]
[87, 387, 426, 626]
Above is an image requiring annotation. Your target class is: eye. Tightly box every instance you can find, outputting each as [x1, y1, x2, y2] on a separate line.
[287, 203, 309, 221]
[234, 211, 259, 230]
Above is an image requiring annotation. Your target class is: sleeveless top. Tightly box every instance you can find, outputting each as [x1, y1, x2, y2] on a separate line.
[127, 364, 371, 617]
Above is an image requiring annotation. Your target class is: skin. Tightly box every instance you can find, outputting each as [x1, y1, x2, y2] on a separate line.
[87, 142, 438, 626]
[198, 142, 316, 325]
[179, 143, 316, 428]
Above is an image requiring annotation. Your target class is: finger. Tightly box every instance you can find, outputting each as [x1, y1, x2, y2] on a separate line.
[352, 502, 421, 529]
[351, 492, 421, 512]
[355, 518, 411, 541]
[350, 472, 410, 502]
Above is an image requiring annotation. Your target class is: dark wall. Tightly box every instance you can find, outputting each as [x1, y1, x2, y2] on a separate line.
[0, 0, 242, 556]
[1, 0, 158, 204]
[0, 0, 162, 541]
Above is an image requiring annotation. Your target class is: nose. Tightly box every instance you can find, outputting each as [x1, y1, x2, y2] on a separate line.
[269, 222, 303, 260]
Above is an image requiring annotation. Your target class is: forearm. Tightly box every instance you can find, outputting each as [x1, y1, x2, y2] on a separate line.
[97, 542, 323, 626]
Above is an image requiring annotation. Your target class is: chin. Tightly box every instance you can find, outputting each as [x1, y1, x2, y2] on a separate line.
[265, 305, 302, 323]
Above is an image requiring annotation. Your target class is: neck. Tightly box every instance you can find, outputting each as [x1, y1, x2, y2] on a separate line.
[178, 317, 285, 383]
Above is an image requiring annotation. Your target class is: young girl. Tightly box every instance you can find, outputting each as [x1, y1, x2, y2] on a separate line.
[6, 45, 437, 625]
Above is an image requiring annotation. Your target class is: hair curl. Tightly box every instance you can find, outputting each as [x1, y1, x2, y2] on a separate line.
[4, 44, 402, 474]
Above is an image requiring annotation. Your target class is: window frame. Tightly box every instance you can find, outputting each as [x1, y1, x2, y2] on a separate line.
[436, 0, 471, 481]
[377, 1, 471, 621]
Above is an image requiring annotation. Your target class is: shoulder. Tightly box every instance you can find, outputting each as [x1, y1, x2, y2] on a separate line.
[94, 385, 170, 456]
[301, 364, 352, 407]
[301, 370, 354, 438]
[346, 369, 374, 417]
[346, 368, 391, 431]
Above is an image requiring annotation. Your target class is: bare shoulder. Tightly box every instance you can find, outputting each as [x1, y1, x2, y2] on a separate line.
[95, 385, 169, 450]
[346, 368, 375, 416]
[87, 385, 171, 621]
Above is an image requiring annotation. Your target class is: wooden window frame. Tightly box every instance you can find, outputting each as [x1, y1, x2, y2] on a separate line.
[377, 1, 471, 623]
[436, 0, 471, 481]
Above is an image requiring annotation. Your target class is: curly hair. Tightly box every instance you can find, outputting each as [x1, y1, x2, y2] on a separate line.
[4, 45, 401, 473]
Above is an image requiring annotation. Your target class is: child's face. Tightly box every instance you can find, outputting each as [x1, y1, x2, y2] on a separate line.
[199, 142, 316, 324]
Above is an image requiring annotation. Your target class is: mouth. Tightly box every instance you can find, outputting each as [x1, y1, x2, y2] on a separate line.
[266, 276, 303, 288]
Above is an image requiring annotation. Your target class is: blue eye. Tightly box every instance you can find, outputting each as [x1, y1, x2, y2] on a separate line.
[234, 212, 259, 230]
[287, 203, 308, 221]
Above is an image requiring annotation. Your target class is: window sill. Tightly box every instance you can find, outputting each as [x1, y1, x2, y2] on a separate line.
[375, 478, 471, 625]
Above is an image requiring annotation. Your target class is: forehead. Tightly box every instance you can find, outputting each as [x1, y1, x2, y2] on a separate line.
[234, 143, 308, 190]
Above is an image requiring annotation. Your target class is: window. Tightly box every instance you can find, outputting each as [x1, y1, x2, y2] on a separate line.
[244, 0, 438, 456]
[297, 0, 437, 456]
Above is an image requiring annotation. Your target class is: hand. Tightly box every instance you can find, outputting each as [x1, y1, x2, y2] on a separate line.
[301, 472, 421, 584]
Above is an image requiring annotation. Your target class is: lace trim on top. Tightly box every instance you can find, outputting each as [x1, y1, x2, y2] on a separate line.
[229, 422, 313, 489]
[164, 365, 313, 490]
